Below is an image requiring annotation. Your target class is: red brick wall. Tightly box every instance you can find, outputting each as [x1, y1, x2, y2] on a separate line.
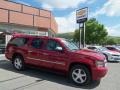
[0, 0, 58, 33]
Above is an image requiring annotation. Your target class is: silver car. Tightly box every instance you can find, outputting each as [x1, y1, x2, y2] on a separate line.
[87, 46, 120, 62]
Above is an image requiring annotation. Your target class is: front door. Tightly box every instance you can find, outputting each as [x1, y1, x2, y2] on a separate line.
[43, 39, 68, 70]
[26, 38, 44, 66]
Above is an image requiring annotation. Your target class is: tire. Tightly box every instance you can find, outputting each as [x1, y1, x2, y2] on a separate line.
[13, 55, 25, 71]
[69, 65, 91, 86]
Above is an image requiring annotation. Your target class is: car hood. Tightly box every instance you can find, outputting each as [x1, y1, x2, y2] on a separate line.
[103, 50, 120, 55]
[74, 49, 105, 61]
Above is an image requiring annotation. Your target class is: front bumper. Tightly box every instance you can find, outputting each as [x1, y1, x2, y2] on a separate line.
[92, 67, 108, 80]
[108, 56, 120, 62]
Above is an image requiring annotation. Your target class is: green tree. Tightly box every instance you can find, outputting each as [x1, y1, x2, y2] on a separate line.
[106, 38, 117, 45]
[98, 36, 120, 45]
[74, 18, 108, 45]
[56, 32, 74, 40]
[73, 30, 80, 42]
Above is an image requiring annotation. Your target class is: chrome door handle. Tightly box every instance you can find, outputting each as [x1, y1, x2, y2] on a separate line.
[43, 53, 48, 55]
[28, 51, 33, 53]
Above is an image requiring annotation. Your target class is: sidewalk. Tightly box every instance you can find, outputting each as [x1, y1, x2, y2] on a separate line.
[0, 54, 6, 60]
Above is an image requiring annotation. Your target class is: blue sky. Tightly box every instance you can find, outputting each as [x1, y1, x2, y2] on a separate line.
[12, 0, 120, 36]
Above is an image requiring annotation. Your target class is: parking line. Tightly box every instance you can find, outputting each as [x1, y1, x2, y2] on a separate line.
[0, 76, 25, 83]
[13, 79, 46, 90]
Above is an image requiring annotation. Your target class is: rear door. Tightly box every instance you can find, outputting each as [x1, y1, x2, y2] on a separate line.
[6, 37, 28, 60]
[26, 38, 44, 66]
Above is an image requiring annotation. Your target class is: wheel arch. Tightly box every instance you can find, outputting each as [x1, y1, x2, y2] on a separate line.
[12, 53, 24, 63]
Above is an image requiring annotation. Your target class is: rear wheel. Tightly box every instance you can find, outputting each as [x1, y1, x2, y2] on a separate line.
[13, 55, 25, 70]
[69, 65, 91, 86]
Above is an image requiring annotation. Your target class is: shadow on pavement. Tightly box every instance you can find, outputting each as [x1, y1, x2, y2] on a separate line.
[0, 60, 100, 89]
[107, 61, 120, 63]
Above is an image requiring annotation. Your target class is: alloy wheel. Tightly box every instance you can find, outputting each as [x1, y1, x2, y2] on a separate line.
[72, 68, 87, 84]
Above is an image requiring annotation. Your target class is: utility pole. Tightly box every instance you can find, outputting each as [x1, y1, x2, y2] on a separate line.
[83, 22, 86, 48]
[79, 24, 82, 49]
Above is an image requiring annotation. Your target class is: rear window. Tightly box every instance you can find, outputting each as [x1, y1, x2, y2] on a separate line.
[9, 37, 28, 47]
[106, 47, 115, 50]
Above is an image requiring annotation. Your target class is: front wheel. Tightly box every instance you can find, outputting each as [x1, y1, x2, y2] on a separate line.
[13, 56, 25, 70]
[69, 65, 91, 86]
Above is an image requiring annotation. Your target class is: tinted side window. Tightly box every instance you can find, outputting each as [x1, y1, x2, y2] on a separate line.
[9, 38, 28, 47]
[87, 47, 96, 50]
[107, 47, 115, 50]
[46, 40, 61, 51]
[31, 38, 43, 49]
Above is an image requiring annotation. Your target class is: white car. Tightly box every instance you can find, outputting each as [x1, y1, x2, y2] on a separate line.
[87, 46, 120, 62]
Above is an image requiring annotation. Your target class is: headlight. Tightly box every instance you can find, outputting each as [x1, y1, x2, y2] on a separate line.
[96, 60, 105, 67]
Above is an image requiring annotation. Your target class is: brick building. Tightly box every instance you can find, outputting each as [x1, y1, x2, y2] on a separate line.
[0, 0, 58, 46]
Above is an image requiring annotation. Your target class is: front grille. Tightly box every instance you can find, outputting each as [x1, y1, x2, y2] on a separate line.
[112, 55, 120, 57]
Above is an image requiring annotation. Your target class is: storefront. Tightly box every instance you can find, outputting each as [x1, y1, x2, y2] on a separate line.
[0, 0, 58, 49]
[0, 32, 5, 54]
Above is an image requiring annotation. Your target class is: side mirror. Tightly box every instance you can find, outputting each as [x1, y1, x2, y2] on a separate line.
[56, 47, 63, 51]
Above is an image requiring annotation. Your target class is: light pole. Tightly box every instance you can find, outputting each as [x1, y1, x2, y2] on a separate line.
[79, 24, 82, 49]
[76, 7, 88, 49]
[83, 22, 86, 48]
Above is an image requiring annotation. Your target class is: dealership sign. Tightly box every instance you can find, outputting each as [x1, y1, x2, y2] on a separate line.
[76, 7, 88, 23]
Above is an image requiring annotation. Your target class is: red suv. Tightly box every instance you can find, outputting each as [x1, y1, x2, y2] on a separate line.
[5, 34, 107, 86]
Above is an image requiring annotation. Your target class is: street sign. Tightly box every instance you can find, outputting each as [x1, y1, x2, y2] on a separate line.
[76, 7, 88, 23]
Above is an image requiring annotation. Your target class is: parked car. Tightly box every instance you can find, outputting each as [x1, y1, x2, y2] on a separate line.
[5, 34, 107, 86]
[106, 46, 120, 53]
[0, 48, 5, 54]
[87, 46, 120, 62]
[0, 49, 2, 54]
[0, 44, 5, 54]
[116, 46, 120, 50]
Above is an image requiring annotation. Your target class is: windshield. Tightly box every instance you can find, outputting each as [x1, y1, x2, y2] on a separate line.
[115, 47, 120, 50]
[61, 39, 79, 50]
[99, 47, 108, 51]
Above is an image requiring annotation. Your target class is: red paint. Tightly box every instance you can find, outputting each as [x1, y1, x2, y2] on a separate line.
[5, 34, 108, 81]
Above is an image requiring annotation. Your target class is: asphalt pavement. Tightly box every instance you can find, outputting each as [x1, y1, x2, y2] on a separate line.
[0, 55, 120, 90]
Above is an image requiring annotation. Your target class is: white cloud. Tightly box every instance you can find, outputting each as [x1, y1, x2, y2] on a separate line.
[35, 0, 87, 9]
[15, 0, 31, 6]
[106, 24, 120, 36]
[87, 0, 96, 4]
[41, 3, 53, 10]
[55, 10, 120, 35]
[91, 0, 120, 17]
[55, 11, 77, 33]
